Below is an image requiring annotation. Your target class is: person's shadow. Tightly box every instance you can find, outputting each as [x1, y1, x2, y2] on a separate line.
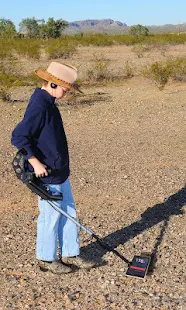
[81, 186, 186, 269]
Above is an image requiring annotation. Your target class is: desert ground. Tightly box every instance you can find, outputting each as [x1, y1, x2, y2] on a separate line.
[0, 44, 186, 309]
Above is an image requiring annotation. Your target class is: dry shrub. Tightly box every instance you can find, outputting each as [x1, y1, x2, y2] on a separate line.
[0, 67, 25, 101]
[0, 60, 40, 101]
[157, 44, 168, 57]
[131, 44, 150, 58]
[0, 87, 11, 101]
[172, 57, 186, 81]
[123, 60, 134, 78]
[142, 57, 186, 90]
[86, 54, 111, 82]
[142, 61, 171, 90]
[85, 55, 135, 84]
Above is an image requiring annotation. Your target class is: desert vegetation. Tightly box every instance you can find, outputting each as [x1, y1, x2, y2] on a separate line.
[0, 17, 186, 99]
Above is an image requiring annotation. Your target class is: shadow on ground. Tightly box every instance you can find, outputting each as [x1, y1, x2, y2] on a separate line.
[57, 92, 112, 107]
[81, 186, 186, 268]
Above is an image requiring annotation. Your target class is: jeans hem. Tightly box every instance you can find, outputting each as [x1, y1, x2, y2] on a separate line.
[61, 251, 80, 258]
[36, 257, 56, 262]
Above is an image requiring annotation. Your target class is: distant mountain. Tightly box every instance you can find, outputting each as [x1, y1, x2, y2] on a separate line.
[64, 19, 127, 34]
[148, 23, 186, 33]
[64, 19, 186, 34]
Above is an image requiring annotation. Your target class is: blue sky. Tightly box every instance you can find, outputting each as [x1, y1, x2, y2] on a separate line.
[1, 0, 186, 28]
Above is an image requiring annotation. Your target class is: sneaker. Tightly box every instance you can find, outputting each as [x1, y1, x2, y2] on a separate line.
[38, 260, 72, 274]
[61, 256, 95, 269]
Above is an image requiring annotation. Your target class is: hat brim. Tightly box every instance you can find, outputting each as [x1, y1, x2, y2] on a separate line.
[35, 69, 83, 93]
[35, 69, 73, 89]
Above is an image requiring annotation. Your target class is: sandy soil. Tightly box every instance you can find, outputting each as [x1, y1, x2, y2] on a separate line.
[0, 45, 186, 309]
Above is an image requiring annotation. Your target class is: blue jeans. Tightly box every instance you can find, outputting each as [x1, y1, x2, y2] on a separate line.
[36, 178, 80, 261]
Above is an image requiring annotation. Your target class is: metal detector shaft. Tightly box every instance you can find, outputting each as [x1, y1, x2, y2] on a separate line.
[48, 200, 94, 235]
[48, 200, 131, 265]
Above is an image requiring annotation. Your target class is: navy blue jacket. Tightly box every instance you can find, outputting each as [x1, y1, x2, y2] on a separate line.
[11, 88, 70, 184]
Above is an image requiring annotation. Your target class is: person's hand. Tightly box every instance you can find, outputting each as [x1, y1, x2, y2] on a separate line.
[28, 156, 48, 178]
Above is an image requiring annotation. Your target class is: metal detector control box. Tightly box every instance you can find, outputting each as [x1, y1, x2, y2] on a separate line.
[126, 255, 151, 279]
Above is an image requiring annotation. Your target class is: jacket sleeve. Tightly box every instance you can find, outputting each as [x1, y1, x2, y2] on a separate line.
[11, 107, 45, 160]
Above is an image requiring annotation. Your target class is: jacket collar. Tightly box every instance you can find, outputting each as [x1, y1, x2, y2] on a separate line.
[35, 88, 56, 105]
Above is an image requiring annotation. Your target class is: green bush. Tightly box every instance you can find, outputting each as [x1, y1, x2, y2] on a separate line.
[148, 62, 171, 89]
[171, 57, 186, 77]
[0, 33, 186, 62]
[142, 33, 186, 46]
[129, 24, 149, 37]
[142, 57, 186, 90]
[45, 38, 76, 59]
[80, 33, 114, 46]
[0, 66, 25, 87]
[25, 72, 41, 86]
[0, 61, 40, 101]
[13, 39, 41, 59]
[0, 18, 16, 39]
[0, 39, 14, 60]
[0, 66, 24, 101]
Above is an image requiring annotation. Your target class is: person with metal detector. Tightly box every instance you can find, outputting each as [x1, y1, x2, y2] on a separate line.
[11, 62, 94, 274]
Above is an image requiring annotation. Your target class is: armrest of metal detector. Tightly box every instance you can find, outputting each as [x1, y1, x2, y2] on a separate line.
[27, 180, 63, 201]
[26, 170, 63, 201]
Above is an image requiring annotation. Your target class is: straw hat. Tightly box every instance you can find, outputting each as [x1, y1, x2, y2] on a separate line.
[35, 62, 79, 90]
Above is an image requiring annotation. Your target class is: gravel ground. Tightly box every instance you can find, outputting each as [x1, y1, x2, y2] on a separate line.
[0, 47, 186, 309]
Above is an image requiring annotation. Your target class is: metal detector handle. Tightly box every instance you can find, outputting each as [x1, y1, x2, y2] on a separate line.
[27, 168, 63, 201]
[27, 167, 52, 180]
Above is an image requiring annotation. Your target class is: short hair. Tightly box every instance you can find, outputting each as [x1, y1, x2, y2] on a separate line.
[42, 80, 49, 86]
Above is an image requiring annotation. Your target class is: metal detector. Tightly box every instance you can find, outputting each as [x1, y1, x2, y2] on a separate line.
[12, 150, 151, 279]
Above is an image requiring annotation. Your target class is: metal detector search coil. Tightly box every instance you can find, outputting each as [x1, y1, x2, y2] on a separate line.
[126, 255, 151, 279]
